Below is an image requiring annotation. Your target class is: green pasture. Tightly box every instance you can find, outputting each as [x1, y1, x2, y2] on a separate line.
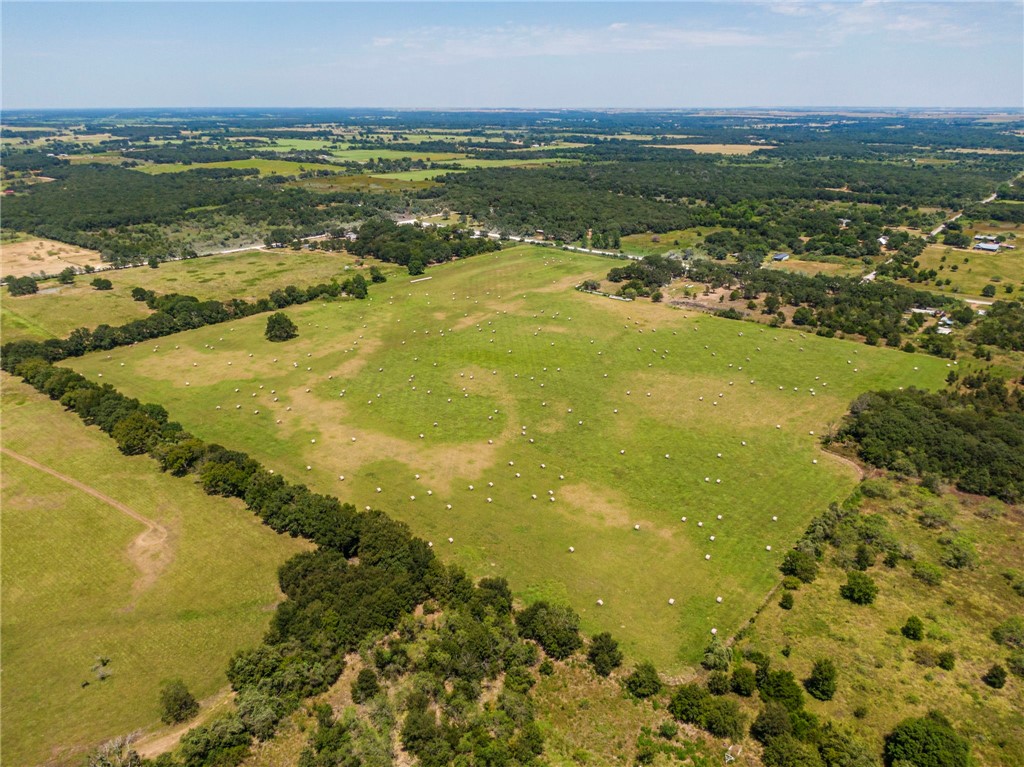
[1, 249, 356, 343]
[908, 241, 1022, 300]
[0, 378, 307, 767]
[136, 159, 351, 176]
[618, 228, 724, 257]
[66, 245, 950, 671]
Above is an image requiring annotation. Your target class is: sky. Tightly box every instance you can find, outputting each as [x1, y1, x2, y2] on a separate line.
[2, 1, 1022, 110]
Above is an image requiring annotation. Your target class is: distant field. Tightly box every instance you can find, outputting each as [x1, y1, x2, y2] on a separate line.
[908, 236, 1022, 300]
[327, 148, 464, 163]
[295, 174, 439, 192]
[67, 245, 949, 671]
[0, 234, 104, 279]
[646, 144, 774, 155]
[619, 228, 724, 256]
[743, 482, 1024, 767]
[1, 249, 356, 342]
[0, 377, 307, 767]
[764, 257, 866, 278]
[136, 159, 351, 176]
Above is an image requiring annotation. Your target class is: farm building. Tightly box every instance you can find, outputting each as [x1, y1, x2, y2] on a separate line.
[937, 326, 953, 335]
[772, 253, 789, 262]
[974, 234, 997, 241]
[973, 242, 1000, 252]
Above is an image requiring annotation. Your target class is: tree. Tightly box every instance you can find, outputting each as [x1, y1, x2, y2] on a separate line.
[884, 711, 970, 767]
[780, 591, 795, 610]
[840, 571, 878, 605]
[751, 701, 793, 744]
[731, 665, 757, 696]
[763, 734, 825, 767]
[351, 667, 381, 703]
[781, 550, 819, 583]
[368, 265, 387, 283]
[624, 661, 662, 698]
[668, 683, 709, 725]
[264, 312, 298, 342]
[902, 616, 925, 641]
[805, 659, 838, 701]
[515, 601, 582, 660]
[159, 678, 199, 724]
[760, 670, 805, 711]
[981, 284, 997, 298]
[587, 632, 623, 677]
[91, 277, 113, 290]
[6, 276, 38, 296]
[982, 664, 1007, 689]
[58, 267, 76, 284]
[702, 636, 733, 671]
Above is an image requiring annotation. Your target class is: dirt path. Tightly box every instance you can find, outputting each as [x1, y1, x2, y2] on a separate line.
[135, 687, 236, 758]
[1, 447, 173, 605]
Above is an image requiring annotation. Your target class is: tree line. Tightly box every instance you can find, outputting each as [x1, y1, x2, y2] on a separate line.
[347, 218, 502, 275]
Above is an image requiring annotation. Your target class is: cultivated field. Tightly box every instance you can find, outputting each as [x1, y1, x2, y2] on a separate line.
[0, 377, 308, 767]
[743, 482, 1024, 766]
[0, 234, 104, 279]
[66, 245, 950, 671]
[1, 249, 358, 342]
[618, 228, 725, 257]
[135, 159, 352, 176]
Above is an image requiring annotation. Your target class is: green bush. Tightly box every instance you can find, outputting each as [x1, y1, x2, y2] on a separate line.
[707, 671, 731, 695]
[516, 601, 582, 660]
[731, 665, 757, 697]
[763, 734, 824, 767]
[982, 664, 1007, 689]
[781, 550, 819, 583]
[759, 670, 805, 711]
[902, 616, 925, 641]
[805, 659, 837, 701]
[264, 311, 298, 342]
[159, 678, 199, 725]
[351, 668, 380, 704]
[840, 571, 878, 605]
[780, 591, 795, 610]
[587, 632, 623, 677]
[884, 711, 970, 767]
[751, 701, 793, 744]
[912, 561, 944, 586]
[624, 661, 662, 699]
[668, 683, 709, 725]
[991, 616, 1024, 648]
[937, 651, 956, 671]
[1007, 649, 1024, 678]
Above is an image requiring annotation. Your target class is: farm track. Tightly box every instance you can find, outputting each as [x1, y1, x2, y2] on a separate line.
[1, 447, 173, 605]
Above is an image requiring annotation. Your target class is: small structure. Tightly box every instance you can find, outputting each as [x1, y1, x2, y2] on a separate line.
[772, 253, 789, 262]
[974, 242, 1000, 252]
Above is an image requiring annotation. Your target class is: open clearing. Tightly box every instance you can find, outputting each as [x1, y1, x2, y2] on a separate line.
[646, 144, 774, 155]
[743, 483, 1024, 766]
[67, 245, 949, 671]
[764, 257, 867, 278]
[0, 235, 104, 279]
[1, 249, 359, 342]
[135, 159, 351, 176]
[0, 377, 308, 767]
[906, 239, 1023, 300]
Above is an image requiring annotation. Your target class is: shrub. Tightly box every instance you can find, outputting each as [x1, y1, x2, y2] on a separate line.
[1007, 649, 1024, 678]
[731, 665, 757, 697]
[6, 276, 38, 296]
[178, 713, 252, 767]
[840, 572, 878, 605]
[751, 701, 793, 744]
[759, 670, 805, 711]
[516, 601, 582, 660]
[805, 659, 837, 701]
[782, 576, 801, 590]
[90, 277, 113, 290]
[707, 671, 731, 695]
[939, 536, 980, 570]
[902, 616, 925, 641]
[701, 636, 732, 671]
[351, 668, 380, 704]
[781, 550, 819, 583]
[586, 632, 623, 677]
[937, 651, 956, 671]
[763, 734, 824, 767]
[538, 659, 555, 676]
[668, 683, 710, 725]
[884, 711, 971, 767]
[780, 591, 794, 610]
[982, 664, 1007, 689]
[624, 661, 662, 699]
[703, 698, 745, 740]
[912, 561, 944, 586]
[991, 616, 1024, 648]
[657, 721, 678, 740]
[264, 312, 298, 342]
[159, 678, 199, 724]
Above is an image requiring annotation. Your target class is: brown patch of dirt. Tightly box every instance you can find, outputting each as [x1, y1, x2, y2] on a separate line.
[1, 447, 173, 608]
[0, 237, 104, 279]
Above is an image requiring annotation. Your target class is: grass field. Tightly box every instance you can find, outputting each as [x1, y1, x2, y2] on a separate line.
[740, 481, 1024, 767]
[294, 174, 439, 192]
[0, 377, 308, 767]
[0, 234, 104, 279]
[1, 249, 358, 342]
[907, 240, 1022, 300]
[66, 245, 949, 671]
[646, 144, 774, 155]
[135, 159, 351, 176]
[764, 257, 867, 278]
[618, 228, 724, 257]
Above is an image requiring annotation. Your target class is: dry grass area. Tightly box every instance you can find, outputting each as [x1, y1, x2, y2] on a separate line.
[0, 235, 104, 279]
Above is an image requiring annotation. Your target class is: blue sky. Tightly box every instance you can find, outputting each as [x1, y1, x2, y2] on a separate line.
[3, 1, 1022, 109]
